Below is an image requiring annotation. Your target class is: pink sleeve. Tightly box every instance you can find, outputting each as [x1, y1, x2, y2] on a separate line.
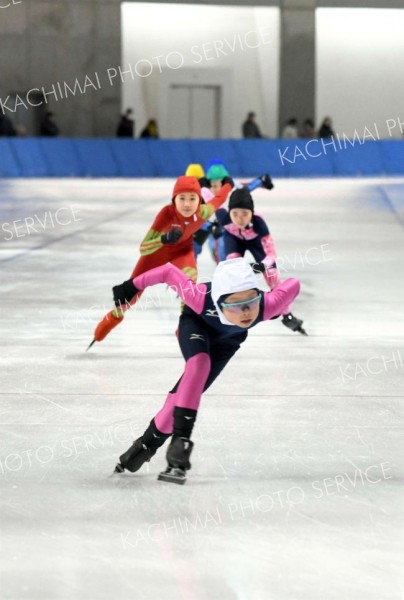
[263, 278, 300, 320]
[132, 263, 207, 314]
[201, 188, 214, 202]
[261, 233, 277, 268]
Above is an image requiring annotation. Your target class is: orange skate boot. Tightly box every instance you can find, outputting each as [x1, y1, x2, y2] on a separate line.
[86, 308, 124, 350]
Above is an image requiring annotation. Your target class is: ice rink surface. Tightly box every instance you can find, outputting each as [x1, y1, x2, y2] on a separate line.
[1, 177, 403, 600]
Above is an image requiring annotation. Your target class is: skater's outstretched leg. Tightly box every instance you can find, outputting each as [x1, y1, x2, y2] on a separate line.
[94, 307, 125, 343]
[153, 343, 210, 484]
[89, 254, 198, 349]
[114, 419, 170, 473]
[114, 349, 209, 477]
[157, 332, 244, 484]
[92, 288, 145, 345]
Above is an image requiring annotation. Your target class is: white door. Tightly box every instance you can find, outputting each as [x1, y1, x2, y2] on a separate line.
[168, 86, 191, 139]
[168, 85, 221, 139]
[190, 86, 219, 138]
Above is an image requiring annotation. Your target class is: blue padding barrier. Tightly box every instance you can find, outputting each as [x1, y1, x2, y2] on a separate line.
[9, 138, 49, 177]
[332, 140, 384, 176]
[38, 138, 83, 177]
[236, 140, 292, 177]
[3, 137, 404, 178]
[187, 140, 241, 176]
[146, 140, 194, 176]
[276, 139, 335, 177]
[379, 140, 404, 175]
[72, 139, 119, 177]
[0, 139, 21, 177]
[108, 139, 154, 177]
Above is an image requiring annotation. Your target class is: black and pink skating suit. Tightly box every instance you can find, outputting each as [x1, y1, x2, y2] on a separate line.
[129, 263, 300, 434]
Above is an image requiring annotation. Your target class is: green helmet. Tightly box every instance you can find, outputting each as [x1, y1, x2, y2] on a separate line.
[206, 163, 229, 181]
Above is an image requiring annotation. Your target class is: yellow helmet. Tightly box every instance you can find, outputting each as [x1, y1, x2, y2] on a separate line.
[185, 163, 205, 178]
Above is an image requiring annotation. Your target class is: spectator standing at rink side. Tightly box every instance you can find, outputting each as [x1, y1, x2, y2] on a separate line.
[40, 111, 60, 136]
[319, 116, 335, 138]
[0, 113, 16, 136]
[301, 118, 315, 138]
[140, 119, 159, 139]
[242, 112, 263, 138]
[282, 118, 299, 138]
[116, 108, 135, 137]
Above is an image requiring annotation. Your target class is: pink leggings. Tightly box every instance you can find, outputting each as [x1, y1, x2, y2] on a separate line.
[154, 353, 211, 433]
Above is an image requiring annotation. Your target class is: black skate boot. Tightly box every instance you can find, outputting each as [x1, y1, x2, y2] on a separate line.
[282, 313, 308, 336]
[114, 420, 170, 474]
[114, 437, 156, 474]
[158, 436, 194, 485]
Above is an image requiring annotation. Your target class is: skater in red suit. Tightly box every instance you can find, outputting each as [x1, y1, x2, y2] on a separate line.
[112, 258, 300, 484]
[88, 175, 233, 348]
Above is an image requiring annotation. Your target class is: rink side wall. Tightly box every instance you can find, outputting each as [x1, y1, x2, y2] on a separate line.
[1, 138, 404, 178]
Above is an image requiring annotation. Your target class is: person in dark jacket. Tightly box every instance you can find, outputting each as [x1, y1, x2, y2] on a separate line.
[0, 113, 16, 136]
[40, 112, 60, 136]
[318, 117, 335, 138]
[116, 108, 135, 137]
[242, 112, 263, 138]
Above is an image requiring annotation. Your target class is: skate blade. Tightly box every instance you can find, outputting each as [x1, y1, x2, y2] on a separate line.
[298, 327, 308, 336]
[109, 463, 124, 477]
[86, 339, 96, 352]
[158, 468, 187, 485]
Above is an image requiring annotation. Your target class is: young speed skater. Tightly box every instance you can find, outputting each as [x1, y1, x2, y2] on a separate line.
[185, 162, 225, 260]
[112, 258, 300, 484]
[190, 160, 274, 263]
[215, 187, 307, 335]
[88, 174, 234, 349]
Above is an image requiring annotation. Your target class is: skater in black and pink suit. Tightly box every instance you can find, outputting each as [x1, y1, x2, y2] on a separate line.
[216, 187, 307, 335]
[112, 257, 300, 484]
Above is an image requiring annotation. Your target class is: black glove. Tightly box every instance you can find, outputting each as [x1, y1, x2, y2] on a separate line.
[261, 174, 274, 190]
[193, 225, 212, 246]
[221, 176, 234, 187]
[250, 262, 266, 274]
[198, 177, 211, 189]
[161, 228, 183, 244]
[211, 222, 223, 240]
[113, 278, 139, 307]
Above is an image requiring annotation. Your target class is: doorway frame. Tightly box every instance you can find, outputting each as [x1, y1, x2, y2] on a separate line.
[159, 67, 233, 139]
[168, 83, 221, 138]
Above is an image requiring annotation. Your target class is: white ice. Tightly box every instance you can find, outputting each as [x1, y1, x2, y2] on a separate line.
[0, 177, 403, 600]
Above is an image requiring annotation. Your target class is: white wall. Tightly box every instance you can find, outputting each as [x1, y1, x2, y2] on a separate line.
[121, 3, 280, 138]
[316, 8, 404, 138]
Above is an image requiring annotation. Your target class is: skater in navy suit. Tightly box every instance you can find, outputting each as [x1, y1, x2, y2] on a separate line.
[112, 258, 300, 484]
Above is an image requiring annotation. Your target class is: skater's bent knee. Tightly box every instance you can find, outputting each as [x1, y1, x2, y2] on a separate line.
[187, 353, 211, 376]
